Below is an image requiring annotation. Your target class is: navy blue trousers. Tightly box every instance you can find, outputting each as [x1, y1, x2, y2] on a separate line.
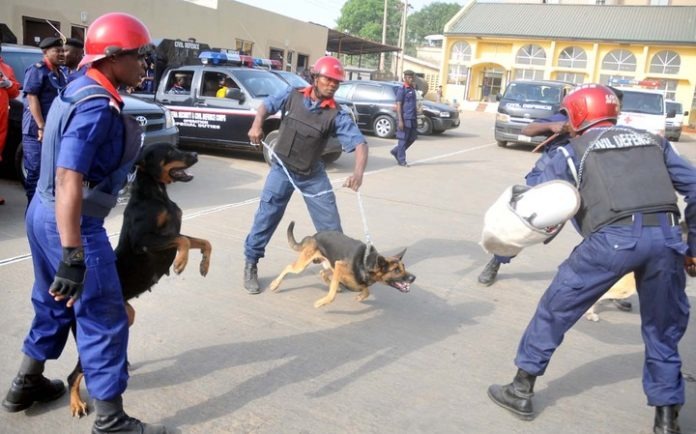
[22, 197, 129, 400]
[393, 120, 418, 164]
[515, 218, 689, 406]
[244, 162, 341, 263]
[22, 135, 42, 204]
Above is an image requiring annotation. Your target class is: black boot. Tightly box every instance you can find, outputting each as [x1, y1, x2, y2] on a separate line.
[612, 298, 633, 312]
[654, 405, 681, 434]
[92, 396, 167, 434]
[244, 261, 260, 294]
[488, 368, 536, 420]
[478, 256, 501, 286]
[2, 355, 65, 412]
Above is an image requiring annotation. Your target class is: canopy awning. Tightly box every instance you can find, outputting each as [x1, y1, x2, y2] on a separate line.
[322, 27, 401, 55]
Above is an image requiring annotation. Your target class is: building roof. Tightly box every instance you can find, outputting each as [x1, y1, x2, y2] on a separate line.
[446, 3, 696, 46]
[319, 27, 401, 55]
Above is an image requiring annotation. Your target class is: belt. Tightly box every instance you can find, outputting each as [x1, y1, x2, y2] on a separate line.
[614, 212, 678, 227]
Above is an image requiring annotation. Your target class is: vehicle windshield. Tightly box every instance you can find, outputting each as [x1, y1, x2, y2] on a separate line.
[233, 69, 289, 98]
[666, 101, 682, 115]
[620, 91, 664, 115]
[502, 82, 562, 104]
[2, 50, 43, 84]
[275, 71, 309, 89]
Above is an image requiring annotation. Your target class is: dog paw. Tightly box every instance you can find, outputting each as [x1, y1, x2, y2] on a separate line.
[173, 257, 188, 274]
[269, 280, 280, 292]
[313, 299, 329, 308]
[585, 313, 599, 322]
[70, 400, 89, 418]
[199, 257, 210, 277]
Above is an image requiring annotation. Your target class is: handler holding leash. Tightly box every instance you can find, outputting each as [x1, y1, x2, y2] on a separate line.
[2, 13, 166, 434]
[488, 84, 694, 434]
[243, 56, 368, 294]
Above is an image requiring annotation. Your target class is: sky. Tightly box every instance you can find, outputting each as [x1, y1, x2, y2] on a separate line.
[232, 0, 465, 29]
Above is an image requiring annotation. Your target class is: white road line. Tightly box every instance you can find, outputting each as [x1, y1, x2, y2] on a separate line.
[0, 142, 494, 267]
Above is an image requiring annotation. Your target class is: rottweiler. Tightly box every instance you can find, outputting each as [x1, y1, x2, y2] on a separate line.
[68, 143, 212, 417]
[269, 221, 415, 308]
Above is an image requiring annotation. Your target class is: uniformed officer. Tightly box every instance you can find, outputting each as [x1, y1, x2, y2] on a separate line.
[21, 36, 67, 205]
[2, 13, 166, 434]
[243, 56, 368, 293]
[63, 37, 86, 80]
[488, 84, 693, 434]
[390, 69, 418, 167]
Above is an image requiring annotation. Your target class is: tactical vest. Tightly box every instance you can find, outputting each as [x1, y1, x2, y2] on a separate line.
[37, 85, 143, 218]
[274, 91, 339, 175]
[570, 127, 678, 236]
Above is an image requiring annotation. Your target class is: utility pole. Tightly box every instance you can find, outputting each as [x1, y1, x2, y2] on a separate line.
[397, 0, 409, 79]
[379, 0, 387, 72]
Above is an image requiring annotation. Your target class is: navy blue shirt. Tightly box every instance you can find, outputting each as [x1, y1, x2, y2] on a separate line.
[395, 83, 417, 121]
[22, 60, 67, 135]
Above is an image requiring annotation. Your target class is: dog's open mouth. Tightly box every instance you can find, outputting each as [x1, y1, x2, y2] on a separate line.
[389, 281, 411, 293]
[169, 167, 194, 182]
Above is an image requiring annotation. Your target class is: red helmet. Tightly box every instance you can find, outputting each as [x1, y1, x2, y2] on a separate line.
[312, 56, 345, 82]
[561, 84, 619, 132]
[79, 12, 152, 68]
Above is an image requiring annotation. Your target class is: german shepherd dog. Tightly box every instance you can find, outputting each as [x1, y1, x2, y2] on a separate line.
[68, 143, 212, 417]
[269, 222, 415, 308]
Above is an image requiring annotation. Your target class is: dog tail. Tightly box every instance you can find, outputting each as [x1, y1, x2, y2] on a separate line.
[287, 221, 302, 251]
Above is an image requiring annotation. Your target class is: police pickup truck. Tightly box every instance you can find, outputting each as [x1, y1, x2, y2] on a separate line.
[150, 51, 343, 164]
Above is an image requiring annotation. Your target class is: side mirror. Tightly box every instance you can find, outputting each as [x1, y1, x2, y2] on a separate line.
[226, 88, 245, 103]
[667, 110, 676, 118]
[496, 93, 501, 102]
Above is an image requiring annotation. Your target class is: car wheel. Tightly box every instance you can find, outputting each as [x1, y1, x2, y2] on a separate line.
[496, 140, 507, 147]
[432, 129, 445, 135]
[322, 152, 342, 164]
[262, 130, 280, 166]
[417, 117, 433, 135]
[372, 115, 395, 138]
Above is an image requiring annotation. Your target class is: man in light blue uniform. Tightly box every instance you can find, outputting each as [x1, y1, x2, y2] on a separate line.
[243, 56, 368, 293]
[488, 84, 693, 434]
[3, 13, 166, 434]
[21, 36, 66, 205]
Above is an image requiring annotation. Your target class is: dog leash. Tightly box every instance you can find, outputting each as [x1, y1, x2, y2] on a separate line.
[260, 139, 373, 264]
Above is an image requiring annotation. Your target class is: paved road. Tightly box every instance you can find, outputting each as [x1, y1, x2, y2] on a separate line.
[0, 112, 694, 433]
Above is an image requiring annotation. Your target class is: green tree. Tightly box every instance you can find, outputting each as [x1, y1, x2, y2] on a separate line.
[336, 0, 402, 45]
[406, 2, 461, 55]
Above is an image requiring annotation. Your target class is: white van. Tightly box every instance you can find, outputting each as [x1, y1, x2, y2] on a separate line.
[665, 100, 688, 142]
[615, 87, 666, 136]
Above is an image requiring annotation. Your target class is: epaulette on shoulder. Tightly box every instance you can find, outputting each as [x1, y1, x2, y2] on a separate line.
[34, 62, 44, 68]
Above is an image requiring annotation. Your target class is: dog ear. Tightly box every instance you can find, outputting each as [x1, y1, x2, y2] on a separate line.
[393, 248, 407, 261]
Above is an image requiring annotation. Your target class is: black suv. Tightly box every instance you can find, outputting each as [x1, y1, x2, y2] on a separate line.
[334, 80, 424, 139]
[0, 44, 179, 181]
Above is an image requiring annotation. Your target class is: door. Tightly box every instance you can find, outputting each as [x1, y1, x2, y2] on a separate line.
[481, 70, 504, 102]
[196, 71, 254, 146]
[352, 83, 385, 127]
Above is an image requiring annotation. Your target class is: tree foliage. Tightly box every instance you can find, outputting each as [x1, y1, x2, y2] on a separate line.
[336, 0, 402, 45]
[406, 2, 461, 50]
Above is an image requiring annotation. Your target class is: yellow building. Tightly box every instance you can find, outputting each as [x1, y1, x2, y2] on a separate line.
[442, 1, 696, 124]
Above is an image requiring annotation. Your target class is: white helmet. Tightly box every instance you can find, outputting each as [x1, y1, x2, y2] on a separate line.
[480, 180, 580, 257]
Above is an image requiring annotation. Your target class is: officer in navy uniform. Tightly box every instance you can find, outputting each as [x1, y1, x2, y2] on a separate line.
[21, 36, 67, 205]
[243, 56, 368, 293]
[2, 13, 166, 434]
[488, 84, 693, 434]
[63, 37, 86, 82]
[390, 69, 418, 167]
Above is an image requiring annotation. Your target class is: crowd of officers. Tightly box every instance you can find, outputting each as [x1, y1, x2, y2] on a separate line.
[0, 11, 693, 434]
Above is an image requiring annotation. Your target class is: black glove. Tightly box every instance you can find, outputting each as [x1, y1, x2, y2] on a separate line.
[49, 247, 87, 305]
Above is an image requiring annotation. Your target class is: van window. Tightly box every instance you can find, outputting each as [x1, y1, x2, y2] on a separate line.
[666, 101, 682, 115]
[502, 82, 562, 104]
[621, 91, 664, 115]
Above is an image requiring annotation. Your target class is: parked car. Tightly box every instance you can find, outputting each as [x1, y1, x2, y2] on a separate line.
[334, 80, 424, 139]
[418, 100, 460, 135]
[494, 79, 574, 147]
[0, 43, 178, 181]
[665, 100, 687, 142]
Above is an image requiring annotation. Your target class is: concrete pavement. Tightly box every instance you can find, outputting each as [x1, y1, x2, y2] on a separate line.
[0, 112, 694, 433]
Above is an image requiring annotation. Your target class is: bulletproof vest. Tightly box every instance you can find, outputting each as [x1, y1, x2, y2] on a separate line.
[570, 127, 678, 236]
[37, 85, 143, 218]
[274, 91, 338, 175]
